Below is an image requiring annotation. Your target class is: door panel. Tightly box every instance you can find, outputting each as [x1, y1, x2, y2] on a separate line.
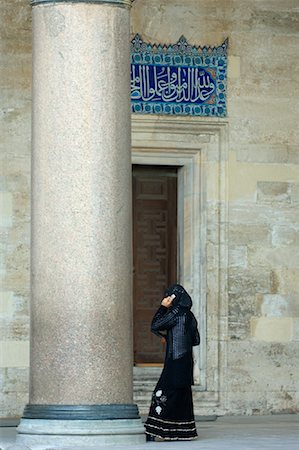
[133, 166, 177, 364]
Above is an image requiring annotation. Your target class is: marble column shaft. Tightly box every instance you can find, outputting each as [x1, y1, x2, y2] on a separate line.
[30, 2, 133, 406]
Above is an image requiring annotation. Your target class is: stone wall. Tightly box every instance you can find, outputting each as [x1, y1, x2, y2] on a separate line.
[131, 0, 299, 415]
[0, 0, 298, 417]
[0, 0, 31, 417]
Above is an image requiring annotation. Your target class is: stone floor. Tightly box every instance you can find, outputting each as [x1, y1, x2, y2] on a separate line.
[0, 415, 298, 450]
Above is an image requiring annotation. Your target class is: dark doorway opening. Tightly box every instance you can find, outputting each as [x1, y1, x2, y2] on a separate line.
[132, 165, 178, 365]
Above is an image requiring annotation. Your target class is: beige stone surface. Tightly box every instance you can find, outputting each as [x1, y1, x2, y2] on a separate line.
[227, 56, 241, 79]
[257, 181, 291, 203]
[0, 341, 29, 367]
[0, 193, 13, 227]
[0, 0, 31, 417]
[236, 144, 299, 164]
[272, 225, 299, 247]
[290, 182, 299, 203]
[251, 317, 293, 342]
[0, 368, 29, 417]
[227, 341, 298, 390]
[1, 0, 299, 418]
[0, 291, 14, 316]
[256, 294, 299, 318]
[229, 152, 299, 202]
[293, 319, 299, 341]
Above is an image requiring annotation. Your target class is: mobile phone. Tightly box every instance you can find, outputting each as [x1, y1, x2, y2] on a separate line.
[170, 294, 176, 300]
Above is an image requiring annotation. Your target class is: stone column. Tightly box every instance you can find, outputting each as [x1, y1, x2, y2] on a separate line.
[17, 0, 144, 447]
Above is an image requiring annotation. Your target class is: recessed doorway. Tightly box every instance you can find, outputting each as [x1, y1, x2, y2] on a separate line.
[131, 115, 229, 414]
[132, 165, 178, 365]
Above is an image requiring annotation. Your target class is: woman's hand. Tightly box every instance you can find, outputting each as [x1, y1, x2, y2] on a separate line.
[161, 296, 173, 308]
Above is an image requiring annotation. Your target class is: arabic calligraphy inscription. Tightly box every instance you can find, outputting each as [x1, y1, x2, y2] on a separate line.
[130, 35, 228, 117]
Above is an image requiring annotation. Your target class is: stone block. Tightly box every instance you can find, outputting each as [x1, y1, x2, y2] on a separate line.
[0, 315, 30, 341]
[256, 294, 299, 318]
[227, 388, 299, 415]
[236, 144, 288, 164]
[228, 55, 240, 79]
[230, 96, 298, 146]
[290, 182, 299, 203]
[229, 294, 255, 318]
[272, 266, 299, 298]
[228, 317, 251, 341]
[0, 54, 31, 91]
[0, 291, 14, 316]
[0, 193, 13, 227]
[287, 146, 299, 164]
[266, 390, 299, 414]
[230, 147, 299, 202]
[6, 242, 29, 276]
[293, 319, 299, 341]
[229, 202, 298, 226]
[0, 370, 4, 391]
[229, 224, 271, 245]
[227, 341, 299, 393]
[1, 155, 30, 193]
[270, 270, 280, 294]
[0, 1, 31, 54]
[228, 293, 255, 340]
[0, 341, 29, 367]
[229, 245, 247, 268]
[251, 7, 299, 34]
[226, 391, 268, 415]
[2, 367, 29, 394]
[229, 268, 271, 297]
[248, 246, 299, 269]
[272, 225, 299, 246]
[257, 181, 291, 203]
[11, 192, 29, 224]
[250, 317, 293, 342]
[0, 391, 27, 417]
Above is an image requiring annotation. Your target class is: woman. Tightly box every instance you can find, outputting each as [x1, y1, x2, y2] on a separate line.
[144, 284, 200, 441]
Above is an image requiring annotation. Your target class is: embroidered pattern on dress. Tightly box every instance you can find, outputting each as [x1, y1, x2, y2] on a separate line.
[145, 433, 197, 441]
[148, 415, 196, 425]
[147, 423, 197, 432]
[152, 389, 167, 415]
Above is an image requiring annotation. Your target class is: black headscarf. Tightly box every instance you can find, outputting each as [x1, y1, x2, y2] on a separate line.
[164, 284, 192, 310]
[163, 283, 200, 356]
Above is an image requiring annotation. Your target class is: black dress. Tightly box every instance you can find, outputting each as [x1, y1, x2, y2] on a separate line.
[144, 284, 200, 441]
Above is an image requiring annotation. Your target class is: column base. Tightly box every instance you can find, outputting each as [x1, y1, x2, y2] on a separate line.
[17, 404, 145, 447]
[17, 418, 145, 448]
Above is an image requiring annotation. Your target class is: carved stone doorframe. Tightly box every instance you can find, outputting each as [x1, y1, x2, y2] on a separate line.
[131, 114, 229, 415]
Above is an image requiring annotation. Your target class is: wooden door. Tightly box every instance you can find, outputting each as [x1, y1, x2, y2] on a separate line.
[132, 165, 177, 364]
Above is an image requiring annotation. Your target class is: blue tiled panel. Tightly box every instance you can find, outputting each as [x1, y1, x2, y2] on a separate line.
[130, 34, 228, 117]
